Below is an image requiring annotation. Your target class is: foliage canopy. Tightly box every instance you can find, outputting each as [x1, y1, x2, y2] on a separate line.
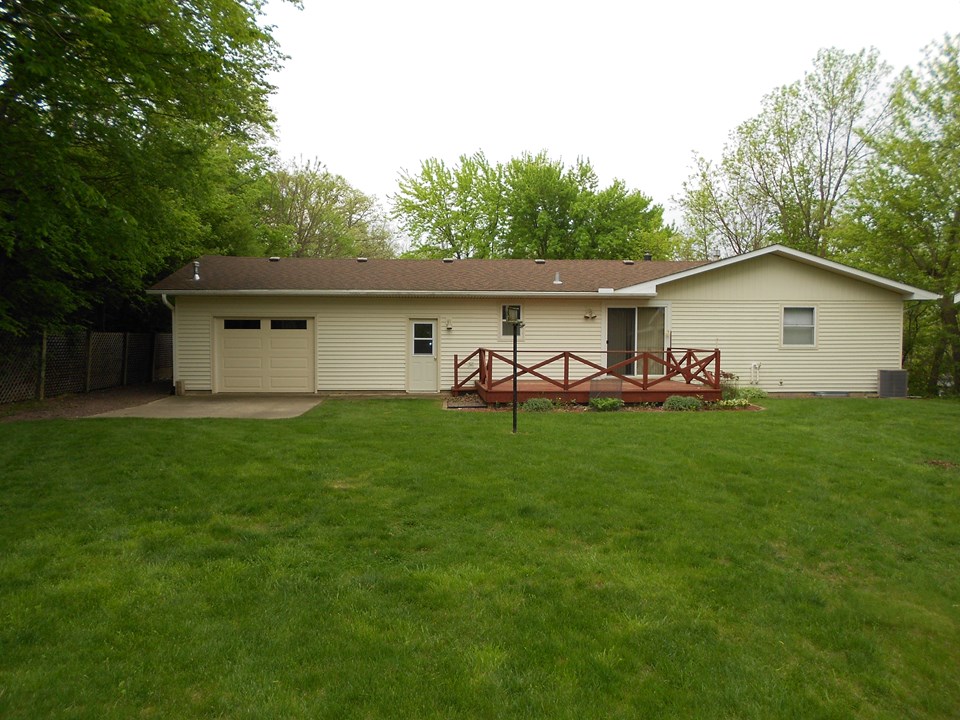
[393, 151, 679, 260]
[837, 35, 960, 394]
[0, 0, 286, 334]
[678, 48, 891, 259]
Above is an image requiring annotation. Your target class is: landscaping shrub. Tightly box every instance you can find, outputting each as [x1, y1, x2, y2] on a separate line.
[713, 398, 751, 409]
[738, 386, 768, 401]
[589, 397, 624, 412]
[720, 371, 740, 400]
[663, 395, 703, 411]
[522, 398, 554, 412]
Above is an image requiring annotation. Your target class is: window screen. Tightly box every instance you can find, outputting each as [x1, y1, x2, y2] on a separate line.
[501, 305, 522, 336]
[783, 307, 815, 346]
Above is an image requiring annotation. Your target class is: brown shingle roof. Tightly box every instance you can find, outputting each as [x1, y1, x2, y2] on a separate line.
[150, 256, 709, 295]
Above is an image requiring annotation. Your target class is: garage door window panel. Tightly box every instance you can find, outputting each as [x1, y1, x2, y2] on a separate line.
[271, 319, 308, 330]
[224, 319, 261, 330]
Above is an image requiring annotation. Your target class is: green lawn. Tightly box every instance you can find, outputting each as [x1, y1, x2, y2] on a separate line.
[1, 398, 958, 719]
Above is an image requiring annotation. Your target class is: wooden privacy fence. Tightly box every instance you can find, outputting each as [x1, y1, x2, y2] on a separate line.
[0, 331, 172, 404]
[453, 347, 721, 395]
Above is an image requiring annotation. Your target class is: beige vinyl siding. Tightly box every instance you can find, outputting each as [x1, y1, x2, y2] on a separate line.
[656, 254, 899, 303]
[315, 297, 603, 391]
[657, 255, 904, 393]
[175, 309, 214, 391]
[172, 295, 604, 393]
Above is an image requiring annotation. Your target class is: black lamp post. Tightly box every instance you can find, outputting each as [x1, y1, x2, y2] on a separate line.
[505, 305, 523, 434]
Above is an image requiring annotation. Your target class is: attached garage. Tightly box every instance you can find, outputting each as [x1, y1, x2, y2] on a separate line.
[215, 318, 314, 392]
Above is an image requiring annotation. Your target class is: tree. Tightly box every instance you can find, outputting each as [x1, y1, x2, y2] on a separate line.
[836, 35, 960, 395]
[0, 0, 286, 334]
[263, 157, 397, 259]
[393, 151, 677, 260]
[678, 48, 891, 258]
[393, 152, 504, 258]
[500, 152, 587, 258]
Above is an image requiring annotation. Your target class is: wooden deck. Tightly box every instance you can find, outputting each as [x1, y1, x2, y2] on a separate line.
[475, 377, 721, 404]
[453, 348, 722, 404]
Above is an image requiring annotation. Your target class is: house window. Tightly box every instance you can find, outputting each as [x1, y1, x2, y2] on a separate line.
[501, 304, 523, 337]
[783, 307, 816, 346]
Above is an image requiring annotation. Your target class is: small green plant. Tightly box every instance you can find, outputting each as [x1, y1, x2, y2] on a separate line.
[713, 398, 751, 409]
[737, 386, 768, 401]
[522, 398, 554, 412]
[721, 371, 740, 400]
[663, 395, 703, 412]
[589, 397, 624, 412]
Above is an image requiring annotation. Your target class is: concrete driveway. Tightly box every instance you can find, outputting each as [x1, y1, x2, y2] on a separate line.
[93, 394, 324, 419]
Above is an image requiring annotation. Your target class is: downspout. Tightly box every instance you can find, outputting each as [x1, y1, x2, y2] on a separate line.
[162, 294, 177, 393]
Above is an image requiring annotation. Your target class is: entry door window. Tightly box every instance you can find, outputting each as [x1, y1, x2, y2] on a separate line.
[413, 322, 435, 356]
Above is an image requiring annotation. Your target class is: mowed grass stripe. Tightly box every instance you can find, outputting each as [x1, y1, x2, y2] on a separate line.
[0, 398, 958, 718]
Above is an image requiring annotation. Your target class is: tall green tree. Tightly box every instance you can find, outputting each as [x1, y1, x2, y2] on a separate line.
[500, 152, 587, 259]
[263, 157, 397, 259]
[678, 48, 891, 258]
[393, 151, 676, 260]
[393, 152, 504, 258]
[837, 35, 960, 395]
[0, 0, 286, 334]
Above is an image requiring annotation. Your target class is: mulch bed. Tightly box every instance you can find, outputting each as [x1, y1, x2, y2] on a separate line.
[445, 394, 764, 412]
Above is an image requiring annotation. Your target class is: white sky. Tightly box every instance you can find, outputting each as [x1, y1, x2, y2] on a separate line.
[263, 0, 958, 224]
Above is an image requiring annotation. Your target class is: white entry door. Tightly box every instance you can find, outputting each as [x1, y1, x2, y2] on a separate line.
[408, 320, 438, 393]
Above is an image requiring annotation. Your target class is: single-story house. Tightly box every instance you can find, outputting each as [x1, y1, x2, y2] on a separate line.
[148, 244, 938, 397]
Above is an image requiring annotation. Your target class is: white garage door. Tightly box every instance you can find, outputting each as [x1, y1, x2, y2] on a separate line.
[217, 318, 314, 392]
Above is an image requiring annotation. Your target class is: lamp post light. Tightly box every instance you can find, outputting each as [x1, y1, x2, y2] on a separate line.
[505, 305, 524, 434]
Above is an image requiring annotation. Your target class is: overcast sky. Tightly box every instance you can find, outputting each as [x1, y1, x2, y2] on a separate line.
[263, 1, 957, 224]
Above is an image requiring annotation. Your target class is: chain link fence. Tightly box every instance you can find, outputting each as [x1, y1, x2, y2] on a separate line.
[0, 332, 172, 405]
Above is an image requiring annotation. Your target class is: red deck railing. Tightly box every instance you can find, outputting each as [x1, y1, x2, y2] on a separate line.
[452, 348, 721, 395]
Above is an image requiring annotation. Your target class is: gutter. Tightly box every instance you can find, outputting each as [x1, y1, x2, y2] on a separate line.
[147, 289, 658, 299]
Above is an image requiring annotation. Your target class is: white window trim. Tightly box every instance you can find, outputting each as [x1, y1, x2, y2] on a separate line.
[781, 305, 817, 349]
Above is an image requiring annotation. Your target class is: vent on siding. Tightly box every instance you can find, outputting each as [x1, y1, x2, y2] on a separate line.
[877, 369, 908, 398]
